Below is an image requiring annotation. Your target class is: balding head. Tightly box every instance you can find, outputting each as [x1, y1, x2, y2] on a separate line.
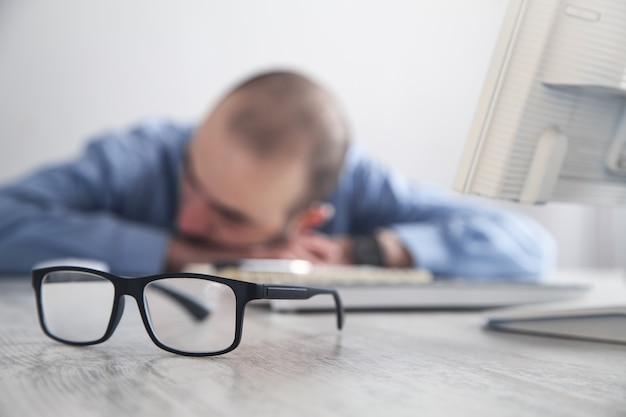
[202, 71, 348, 206]
[178, 71, 349, 249]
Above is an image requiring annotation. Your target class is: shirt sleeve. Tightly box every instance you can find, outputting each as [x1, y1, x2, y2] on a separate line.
[326, 146, 557, 279]
[0, 120, 188, 276]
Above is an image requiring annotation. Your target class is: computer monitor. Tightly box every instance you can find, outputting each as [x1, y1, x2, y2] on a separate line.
[454, 0, 626, 206]
[453, 0, 626, 344]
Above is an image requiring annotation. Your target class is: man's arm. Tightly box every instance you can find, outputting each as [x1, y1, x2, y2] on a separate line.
[0, 195, 170, 276]
[0, 120, 189, 276]
[322, 146, 557, 279]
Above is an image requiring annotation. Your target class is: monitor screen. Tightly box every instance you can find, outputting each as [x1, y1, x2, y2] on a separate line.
[454, 0, 626, 205]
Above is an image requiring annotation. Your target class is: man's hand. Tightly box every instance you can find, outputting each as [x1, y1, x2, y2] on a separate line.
[246, 230, 413, 267]
[247, 232, 352, 265]
[165, 232, 352, 272]
[165, 229, 413, 272]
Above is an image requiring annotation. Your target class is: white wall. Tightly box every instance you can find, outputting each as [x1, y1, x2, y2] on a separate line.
[0, 0, 618, 269]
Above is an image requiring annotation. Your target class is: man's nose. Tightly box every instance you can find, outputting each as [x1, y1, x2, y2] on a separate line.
[178, 201, 216, 237]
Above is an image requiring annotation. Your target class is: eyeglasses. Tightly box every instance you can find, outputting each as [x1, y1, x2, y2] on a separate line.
[32, 266, 344, 356]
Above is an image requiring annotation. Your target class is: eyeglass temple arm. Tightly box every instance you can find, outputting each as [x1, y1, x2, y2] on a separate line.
[261, 285, 344, 330]
[149, 283, 210, 321]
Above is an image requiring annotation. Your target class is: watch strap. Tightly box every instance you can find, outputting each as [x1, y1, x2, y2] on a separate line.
[352, 235, 385, 266]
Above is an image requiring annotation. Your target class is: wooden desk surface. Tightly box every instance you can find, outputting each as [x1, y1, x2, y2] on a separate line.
[1, 272, 625, 417]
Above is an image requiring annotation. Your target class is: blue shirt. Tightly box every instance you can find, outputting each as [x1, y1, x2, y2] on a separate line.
[0, 119, 556, 278]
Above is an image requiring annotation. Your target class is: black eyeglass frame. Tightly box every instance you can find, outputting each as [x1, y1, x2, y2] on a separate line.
[32, 266, 344, 357]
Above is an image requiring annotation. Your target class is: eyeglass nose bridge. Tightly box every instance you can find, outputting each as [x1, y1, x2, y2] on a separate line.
[105, 278, 147, 338]
[108, 295, 126, 335]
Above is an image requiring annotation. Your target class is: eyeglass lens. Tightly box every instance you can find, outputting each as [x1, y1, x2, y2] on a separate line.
[144, 278, 237, 353]
[41, 271, 115, 343]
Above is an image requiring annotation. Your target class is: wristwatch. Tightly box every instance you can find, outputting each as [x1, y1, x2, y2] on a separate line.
[351, 235, 385, 266]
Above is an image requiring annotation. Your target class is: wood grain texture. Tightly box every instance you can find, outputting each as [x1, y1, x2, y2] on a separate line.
[1, 278, 625, 417]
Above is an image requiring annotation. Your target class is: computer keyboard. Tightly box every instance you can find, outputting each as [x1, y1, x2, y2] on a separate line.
[216, 265, 434, 286]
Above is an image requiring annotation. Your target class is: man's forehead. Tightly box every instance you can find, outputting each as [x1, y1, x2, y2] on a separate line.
[187, 130, 309, 222]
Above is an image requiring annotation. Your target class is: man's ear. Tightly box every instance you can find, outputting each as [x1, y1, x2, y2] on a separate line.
[295, 202, 336, 231]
